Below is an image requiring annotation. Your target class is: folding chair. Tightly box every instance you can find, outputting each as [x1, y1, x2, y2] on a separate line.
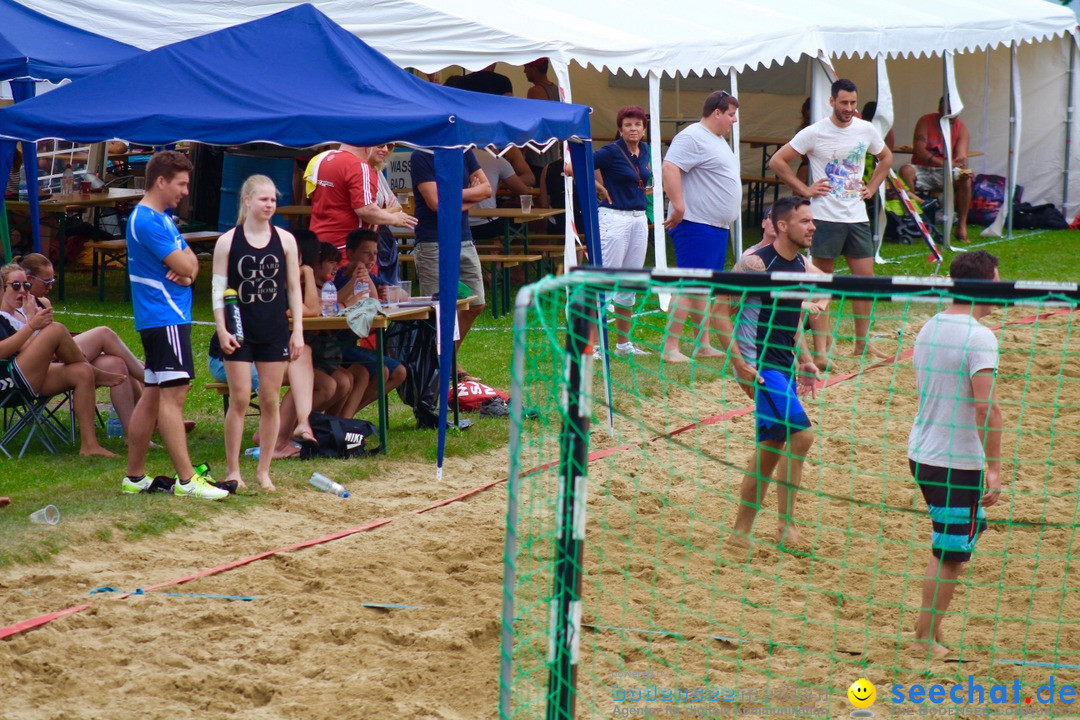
[0, 359, 76, 458]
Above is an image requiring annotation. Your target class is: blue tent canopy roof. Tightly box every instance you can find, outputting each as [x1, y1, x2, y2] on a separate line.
[0, 0, 140, 82]
[0, 3, 591, 149]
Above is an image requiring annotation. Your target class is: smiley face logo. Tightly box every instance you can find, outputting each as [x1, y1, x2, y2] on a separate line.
[848, 678, 876, 710]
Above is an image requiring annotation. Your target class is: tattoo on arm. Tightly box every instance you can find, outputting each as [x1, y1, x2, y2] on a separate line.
[742, 255, 767, 273]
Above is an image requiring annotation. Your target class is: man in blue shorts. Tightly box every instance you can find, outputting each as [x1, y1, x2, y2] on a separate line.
[334, 229, 407, 418]
[714, 196, 821, 549]
[121, 151, 226, 500]
[661, 90, 742, 363]
[908, 250, 1002, 658]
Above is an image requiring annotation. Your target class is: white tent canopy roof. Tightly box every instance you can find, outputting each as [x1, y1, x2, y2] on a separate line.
[15, 0, 1076, 76]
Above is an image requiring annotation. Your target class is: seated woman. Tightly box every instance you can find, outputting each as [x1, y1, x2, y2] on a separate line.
[270, 238, 345, 458]
[16, 253, 146, 435]
[0, 264, 122, 457]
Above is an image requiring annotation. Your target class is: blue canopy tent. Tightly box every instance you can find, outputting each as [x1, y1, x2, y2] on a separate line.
[0, 0, 142, 260]
[0, 2, 599, 478]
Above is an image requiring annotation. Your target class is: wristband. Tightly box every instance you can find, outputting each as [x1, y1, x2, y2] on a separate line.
[211, 274, 228, 310]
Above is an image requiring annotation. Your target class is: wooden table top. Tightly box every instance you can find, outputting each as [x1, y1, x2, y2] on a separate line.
[276, 205, 312, 217]
[893, 145, 983, 158]
[469, 207, 564, 222]
[296, 297, 471, 331]
[6, 188, 144, 212]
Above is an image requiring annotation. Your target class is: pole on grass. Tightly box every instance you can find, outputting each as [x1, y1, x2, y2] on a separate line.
[1063, 36, 1074, 217]
[545, 292, 593, 720]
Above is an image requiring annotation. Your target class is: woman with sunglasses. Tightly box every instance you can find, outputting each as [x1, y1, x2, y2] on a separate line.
[0, 263, 122, 457]
[591, 105, 653, 357]
[16, 253, 146, 435]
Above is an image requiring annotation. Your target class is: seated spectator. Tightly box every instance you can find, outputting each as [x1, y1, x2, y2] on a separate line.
[0, 263, 121, 457]
[899, 98, 973, 242]
[471, 146, 534, 240]
[271, 242, 350, 458]
[331, 229, 408, 418]
[15, 253, 147, 435]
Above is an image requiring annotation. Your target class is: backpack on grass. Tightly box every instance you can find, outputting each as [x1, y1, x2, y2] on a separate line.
[299, 413, 379, 459]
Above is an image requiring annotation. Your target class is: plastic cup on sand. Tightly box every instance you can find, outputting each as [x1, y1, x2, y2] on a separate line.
[29, 504, 60, 525]
[519, 194, 533, 213]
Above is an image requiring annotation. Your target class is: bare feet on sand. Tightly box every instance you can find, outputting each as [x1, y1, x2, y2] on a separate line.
[776, 524, 803, 548]
[662, 349, 691, 364]
[853, 343, 894, 360]
[226, 473, 248, 491]
[81, 444, 118, 458]
[93, 368, 127, 387]
[910, 639, 951, 659]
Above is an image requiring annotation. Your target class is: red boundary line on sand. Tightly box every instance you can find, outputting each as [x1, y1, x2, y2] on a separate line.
[1, 309, 1070, 641]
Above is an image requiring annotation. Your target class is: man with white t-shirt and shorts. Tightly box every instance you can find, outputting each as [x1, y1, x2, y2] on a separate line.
[770, 78, 893, 359]
[661, 90, 742, 363]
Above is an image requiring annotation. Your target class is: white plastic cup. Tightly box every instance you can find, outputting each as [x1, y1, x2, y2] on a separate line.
[397, 280, 412, 301]
[520, 194, 533, 213]
[29, 504, 60, 525]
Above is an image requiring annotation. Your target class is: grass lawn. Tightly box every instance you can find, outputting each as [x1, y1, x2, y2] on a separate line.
[0, 225, 1076, 566]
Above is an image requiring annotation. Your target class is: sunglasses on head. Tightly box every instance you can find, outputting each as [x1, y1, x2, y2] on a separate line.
[7, 281, 31, 292]
[30, 275, 55, 288]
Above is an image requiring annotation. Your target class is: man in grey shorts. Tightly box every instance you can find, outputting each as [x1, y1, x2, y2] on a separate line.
[770, 78, 893, 358]
[409, 148, 492, 352]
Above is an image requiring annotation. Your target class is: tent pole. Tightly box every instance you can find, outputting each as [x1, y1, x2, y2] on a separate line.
[1064, 35, 1075, 216]
[1007, 42, 1017, 240]
[730, 71, 741, 259]
[649, 71, 670, 311]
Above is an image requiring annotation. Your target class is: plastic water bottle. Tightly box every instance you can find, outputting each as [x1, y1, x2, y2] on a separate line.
[18, 166, 27, 201]
[309, 472, 349, 498]
[106, 406, 124, 439]
[224, 288, 244, 343]
[61, 164, 75, 195]
[320, 282, 339, 317]
[244, 447, 260, 459]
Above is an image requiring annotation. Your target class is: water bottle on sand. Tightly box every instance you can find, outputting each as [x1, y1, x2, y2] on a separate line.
[309, 472, 349, 498]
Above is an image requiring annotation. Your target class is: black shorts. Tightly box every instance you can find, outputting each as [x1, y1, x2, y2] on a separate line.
[909, 459, 987, 563]
[223, 338, 290, 364]
[0, 357, 37, 397]
[140, 324, 195, 388]
[306, 332, 343, 375]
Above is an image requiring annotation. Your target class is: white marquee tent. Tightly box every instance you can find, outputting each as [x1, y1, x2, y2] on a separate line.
[17, 0, 1078, 254]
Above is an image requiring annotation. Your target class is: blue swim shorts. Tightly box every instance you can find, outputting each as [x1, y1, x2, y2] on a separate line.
[671, 220, 729, 271]
[754, 368, 811, 443]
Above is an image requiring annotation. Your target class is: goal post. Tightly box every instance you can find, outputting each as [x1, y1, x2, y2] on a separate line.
[500, 268, 1080, 719]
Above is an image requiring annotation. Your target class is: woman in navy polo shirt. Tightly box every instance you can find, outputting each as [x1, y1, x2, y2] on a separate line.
[593, 105, 652, 356]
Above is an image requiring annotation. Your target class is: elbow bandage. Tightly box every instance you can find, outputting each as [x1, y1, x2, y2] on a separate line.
[211, 275, 228, 310]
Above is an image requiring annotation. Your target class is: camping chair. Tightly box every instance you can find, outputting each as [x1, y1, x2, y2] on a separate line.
[0, 359, 76, 458]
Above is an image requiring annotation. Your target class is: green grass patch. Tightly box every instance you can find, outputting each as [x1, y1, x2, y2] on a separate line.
[0, 227, 1076, 567]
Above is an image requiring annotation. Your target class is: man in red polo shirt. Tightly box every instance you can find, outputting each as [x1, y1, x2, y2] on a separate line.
[308, 143, 416, 250]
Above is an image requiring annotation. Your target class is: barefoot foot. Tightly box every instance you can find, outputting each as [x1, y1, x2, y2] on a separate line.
[776, 524, 802, 547]
[273, 443, 301, 459]
[662, 349, 691, 364]
[225, 473, 247, 491]
[910, 640, 950, 659]
[257, 473, 276, 492]
[695, 345, 724, 358]
[93, 368, 127, 387]
[80, 444, 118, 458]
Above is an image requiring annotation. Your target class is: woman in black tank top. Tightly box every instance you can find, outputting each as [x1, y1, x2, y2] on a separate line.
[212, 174, 305, 492]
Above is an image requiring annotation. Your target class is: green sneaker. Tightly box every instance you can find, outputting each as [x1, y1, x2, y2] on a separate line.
[174, 471, 228, 501]
[121, 475, 152, 494]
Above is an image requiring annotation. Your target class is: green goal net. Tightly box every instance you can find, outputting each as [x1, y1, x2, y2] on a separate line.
[499, 268, 1080, 719]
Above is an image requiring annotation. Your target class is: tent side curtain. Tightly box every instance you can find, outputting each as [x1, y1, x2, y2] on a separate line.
[434, 149, 464, 475]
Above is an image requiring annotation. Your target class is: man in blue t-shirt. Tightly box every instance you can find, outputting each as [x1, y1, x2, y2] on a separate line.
[121, 151, 226, 501]
[409, 149, 491, 352]
[714, 196, 821, 551]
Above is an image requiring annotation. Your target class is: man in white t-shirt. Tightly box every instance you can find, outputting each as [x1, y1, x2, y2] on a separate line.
[770, 79, 893, 359]
[470, 146, 532, 240]
[660, 90, 743, 363]
[907, 249, 1002, 658]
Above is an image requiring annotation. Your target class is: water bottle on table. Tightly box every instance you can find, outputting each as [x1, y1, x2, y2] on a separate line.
[309, 472, 349, 498]
[321, 282, 339, 316]
[61, 164, 75, 195]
